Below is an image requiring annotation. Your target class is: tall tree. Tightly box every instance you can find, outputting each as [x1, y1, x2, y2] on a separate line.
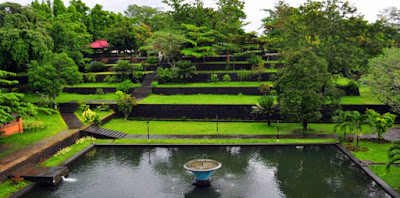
[53, 0, 66, 17]
[28, 52, 82, 109]
[276, 49, 340, 131]
[125, 4, 169, 31]
[105, 19, 138, 55]
[87, 4, 109, 40]
[180, 23, 219, 60]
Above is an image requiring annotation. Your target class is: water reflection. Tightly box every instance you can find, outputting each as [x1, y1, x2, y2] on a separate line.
[25, 146, 390, 198]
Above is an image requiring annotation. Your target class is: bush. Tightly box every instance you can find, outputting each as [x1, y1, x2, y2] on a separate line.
[85, 61, 105, 72]
[37, 94, 53, 108]
[96, 88, 104, 95]
[101, 58, 109, 64]
[85, 73, 96, 83]
[237, 70, 252, 81]
[174, 60, 196, 82]
[82, 109, 101, 125]
[117, 80, 135, 93]
[348, 80, 358, 90]
[132, 58, 139, 63]
[222, 74, 231, 82]
[147, 56, 158, 64]
[103, 75, 117, 83]
[23, 120, 47, 131]
[156, 67, 174, 83]
[151, 81, 159, 87]
[77, 100, 89, 112]
[114, 60, 133, 72]
[258, 84, 271, 95]
[96, 103, 110, 111]
[248, 55, 263, 66]
[210, 74, 219, 82]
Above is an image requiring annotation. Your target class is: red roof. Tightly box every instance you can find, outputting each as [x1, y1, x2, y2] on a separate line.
[90, 39, 109, 49]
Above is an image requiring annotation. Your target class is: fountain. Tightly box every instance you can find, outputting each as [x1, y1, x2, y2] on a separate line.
[183, 159, 222, 187]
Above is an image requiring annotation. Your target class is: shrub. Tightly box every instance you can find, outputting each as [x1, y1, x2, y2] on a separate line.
[210, 74, 219, 82]
[151, 81, 159, 87]
[132, 65, 144, 83]
[117, 94, 138, 120]
[147, 56, 158, 64]
[37, 94, 53, 108]
[114, 60, 133, 72]
[103, 75, 117, 83]
[348, 80, 358, 90]
[156, 67, 174, 83]
[23, 120, 47, 131]
[76, 136, 96, 144]
[101, 58, 109, 64]
[54, 147, 71, 157]
[222, 74, 231, 82]
[237, 70, 252, 81]
[252, 63, 265, 82]
[132, 58, 139, 63]
[117, 80, 135, 93]
[85, 61, 105, 72]
[82, 109, 101, 125]
[96, 103, 110, 111]
[258, 84, 271, 95]
[96, 88, 104, 95]
[85, 73, 96, 83]
[248, 55, 263, 66]
[77, 100, 89, 112]
[174, 60, 196, 82]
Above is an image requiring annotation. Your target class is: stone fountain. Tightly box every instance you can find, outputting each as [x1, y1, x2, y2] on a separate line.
[183, 159, 222, 187]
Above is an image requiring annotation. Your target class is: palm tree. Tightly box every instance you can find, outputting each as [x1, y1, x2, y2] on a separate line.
[348, 111, 372, 149]
[251, 95, 278, 126]
[333, 110, 353, 138]
[174, 60, 197, 83]
[386, 140, 400, 171]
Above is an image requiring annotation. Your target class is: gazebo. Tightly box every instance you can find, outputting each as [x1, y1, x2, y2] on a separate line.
[90, 39, 109, 54]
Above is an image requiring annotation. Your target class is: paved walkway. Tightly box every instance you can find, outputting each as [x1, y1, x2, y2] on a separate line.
[131, 73, 158, 101]
[60, 113, 83, 129]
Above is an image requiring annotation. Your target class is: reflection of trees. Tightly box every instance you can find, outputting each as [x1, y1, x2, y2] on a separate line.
[184, 186, 221, 198]
[275, 146, 387, 197]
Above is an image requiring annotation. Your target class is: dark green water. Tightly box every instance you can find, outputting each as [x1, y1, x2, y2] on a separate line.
[25, 146, 389, 198]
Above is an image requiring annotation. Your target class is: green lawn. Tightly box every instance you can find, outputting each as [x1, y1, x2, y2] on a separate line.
[0, 113, 67, 159]
[67, 82, 141, 88]
[24, 92, 119, 103]
[351, 141, 392, 163]
[140, 94, 260, 104]
[157, 81, 273, 87]
[0, 180, 31, 198]
[196, 69, 278, 73]
[341, 86, 382, 104]
[102, 119, 375, 135]
[369, 166, 400, 193]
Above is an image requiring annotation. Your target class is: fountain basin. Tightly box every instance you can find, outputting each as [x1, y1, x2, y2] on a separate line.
[183, 159, 222, 181]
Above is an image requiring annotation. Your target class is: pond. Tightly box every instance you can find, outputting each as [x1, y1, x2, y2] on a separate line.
[25, 145, 389, 198]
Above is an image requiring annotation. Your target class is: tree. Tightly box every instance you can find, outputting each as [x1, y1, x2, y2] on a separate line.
[251, 95, 278, 126]
[275, 49, 340, 131]
[117, 94, 137, 120]
[366, 109, 396, 139]
[174, 60, 196, 83]
[87, 4, 110, 40]
[386, 140, 400, 171]
[0, 70, 37, 124]
[145, 30, 186, 68]
[180, 24, 219, 61]
[125, 4, 169, 31]
[28, 52, 82, 109]
[333, 110, 353, 138]
[347, 111, 372, 149]
[369, 48, 400, 114]
[53, 0, 66, 17]
[105, 19, 138, 55]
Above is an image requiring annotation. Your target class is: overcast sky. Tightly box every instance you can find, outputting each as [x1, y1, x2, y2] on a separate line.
[4, 0, 400, 33]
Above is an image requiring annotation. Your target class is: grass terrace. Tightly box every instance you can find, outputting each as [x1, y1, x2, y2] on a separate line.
[157, 81, 273, 87]
[102, 120, 376, 135]
[67, 82, 141, 88]
[196, 69, 278, 73]
[24, 92, 119, 103]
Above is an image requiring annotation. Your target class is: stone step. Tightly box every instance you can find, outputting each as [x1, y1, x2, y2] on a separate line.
[83, 126, 127, 139]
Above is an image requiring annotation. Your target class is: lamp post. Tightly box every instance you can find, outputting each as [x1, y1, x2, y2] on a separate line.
[147, 121, 150, 142]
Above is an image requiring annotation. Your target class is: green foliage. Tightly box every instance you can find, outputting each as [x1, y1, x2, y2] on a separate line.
[114, 60, 133, 72]
[82, 109, 101, 125]
[369, 48, 400, 114]
[180, 23, 220, 59]
[333, 110, 353, 138]
[210, 74, 219, 82]
[85, 61, 105, 72]
[174, 60, 196, 82]
[77, 100, 89, 112]
[95, 88, 104, 95]
[23, 120, 47, 131]
[85, 73, 97, 83]
[103, 75, 117, 83]
[247, 55, 263, 66]
[146, 56, 158, 64]
[28, 51, 82, 109]
[125, 4, 169, 31]
[276, 49, 340, 131]
[151, 81, 159, 87]
[37, 94, 53, 108]
[156, 67, 174, 83]
[145, 30, 186, 67]
[366, 109, 396, 139]
[222, 74, 231, 82]
[251, 63, 265, 82]
[348, 80, 359, 91]
[106, 19, 138, 53]
[96, 103, 110, 111]
[117, 94, 138, 120]
[258, 84, 271, 95]
[117, 80, 135, 93]
[386, 140, 400, 171]
[251, 95, 278, 125]
[237, 70, 251, 81]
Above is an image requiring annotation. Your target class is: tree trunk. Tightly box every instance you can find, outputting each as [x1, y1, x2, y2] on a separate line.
[302, 120, 308, 132]
[267, 118, 271, 126]
[53, 94, 58, 110]
[124, 113, 128, 120]
[356, 135, 360, 149]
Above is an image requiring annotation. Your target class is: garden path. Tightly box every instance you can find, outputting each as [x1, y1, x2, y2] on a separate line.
[131, 73, 158, 101]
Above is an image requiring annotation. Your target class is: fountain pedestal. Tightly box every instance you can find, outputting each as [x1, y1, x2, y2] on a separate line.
[183, 159, 221, 187]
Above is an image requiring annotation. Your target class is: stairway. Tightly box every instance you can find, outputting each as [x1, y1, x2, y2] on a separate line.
[131, 73, 158, 101]
[60, 113, 83, 129]
[82, 125, 127, 139]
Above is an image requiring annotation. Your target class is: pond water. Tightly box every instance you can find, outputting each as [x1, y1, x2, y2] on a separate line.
[25, 145, 389, 198]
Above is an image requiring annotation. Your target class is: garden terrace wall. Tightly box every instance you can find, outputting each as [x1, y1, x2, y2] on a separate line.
[186, 73, 273, 83]
[128, 104, 394, 121]
[83, 73, 146, 83]
[152, 87, 262, 95]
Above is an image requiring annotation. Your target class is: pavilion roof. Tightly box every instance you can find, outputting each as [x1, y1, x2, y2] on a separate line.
[90, 39, 109, 49]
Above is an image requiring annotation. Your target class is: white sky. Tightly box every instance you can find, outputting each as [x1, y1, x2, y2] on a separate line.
[5, 0, 400, 33]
